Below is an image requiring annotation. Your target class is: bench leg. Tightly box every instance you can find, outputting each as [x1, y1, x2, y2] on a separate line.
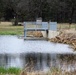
[46, 30, 48, 38]
[24, 30, 27, 38]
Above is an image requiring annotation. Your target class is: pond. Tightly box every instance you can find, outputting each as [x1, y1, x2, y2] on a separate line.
[0, 35, 76, 71]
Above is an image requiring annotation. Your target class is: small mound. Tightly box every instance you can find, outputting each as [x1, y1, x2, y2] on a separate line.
[50, 30, 76, 50]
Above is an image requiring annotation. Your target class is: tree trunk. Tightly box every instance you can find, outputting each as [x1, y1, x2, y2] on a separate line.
[69, 7, 75, 29]
[69, 7, 75, 24]
[14, 14, 18, 25]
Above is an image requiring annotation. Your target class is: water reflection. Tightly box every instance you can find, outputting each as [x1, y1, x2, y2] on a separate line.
[0, 36, 76, 72]
[0, 53, 76, 71]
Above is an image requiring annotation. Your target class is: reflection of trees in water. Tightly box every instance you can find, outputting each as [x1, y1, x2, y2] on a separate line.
[0, 53, 76, 72]
[26, 53, 37, 70]
[0, 54, 8, 67]
[46, 54, 50, 67]
[58, 54, 76, 61]
[23, 53, 52, 71]
[20, 53, 76, 71]
[22, 53, 58, 71]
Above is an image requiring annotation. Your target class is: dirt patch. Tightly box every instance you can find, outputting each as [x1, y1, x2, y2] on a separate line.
[0, 22, 12, 26]
[50, 30, 76, 51]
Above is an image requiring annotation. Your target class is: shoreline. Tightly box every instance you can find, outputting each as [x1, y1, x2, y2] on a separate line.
[49, 30, 76, 51]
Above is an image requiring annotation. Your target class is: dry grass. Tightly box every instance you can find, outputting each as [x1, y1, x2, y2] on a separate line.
[0, 22, 76, 35]
[50, 30, 76, 50]
[0, 22, 24, 35]
[20, 63, 76, 75]
[20, 68, 76, 75]
[57, 23, 76, 30]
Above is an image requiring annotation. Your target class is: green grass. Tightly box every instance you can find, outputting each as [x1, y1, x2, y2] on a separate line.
[0, 30, 23, 35]
[0, 67, 21, 75]
[0, 22, 24, 35]
[7, 67, 21, 75]
[0, 67, 7, 74]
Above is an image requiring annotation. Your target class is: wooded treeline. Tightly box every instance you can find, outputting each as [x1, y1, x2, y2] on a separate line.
[0, 0, 76, 24]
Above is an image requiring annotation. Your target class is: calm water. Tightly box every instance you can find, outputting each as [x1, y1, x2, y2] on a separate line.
[0, 35, 76, 71]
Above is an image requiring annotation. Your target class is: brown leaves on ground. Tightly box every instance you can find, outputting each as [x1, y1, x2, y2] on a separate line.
[20, 69, 76, 75]
[27, 31, 43, 37]
[20, 62, 76, 75]
[50, 31, 76, 50]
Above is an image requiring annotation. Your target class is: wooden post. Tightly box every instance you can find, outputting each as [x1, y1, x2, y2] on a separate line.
[24, 22, 26, 38]
[46, 30, 48, 39]
[75, 24, 76, 30]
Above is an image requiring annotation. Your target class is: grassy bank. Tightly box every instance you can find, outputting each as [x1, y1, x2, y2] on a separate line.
[0, 67, 21, 75]
[0, 67, 76, 75]
[58, 23, 76, 30]
[0, 22, 76, 35]
[0, 22, 24, 35]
